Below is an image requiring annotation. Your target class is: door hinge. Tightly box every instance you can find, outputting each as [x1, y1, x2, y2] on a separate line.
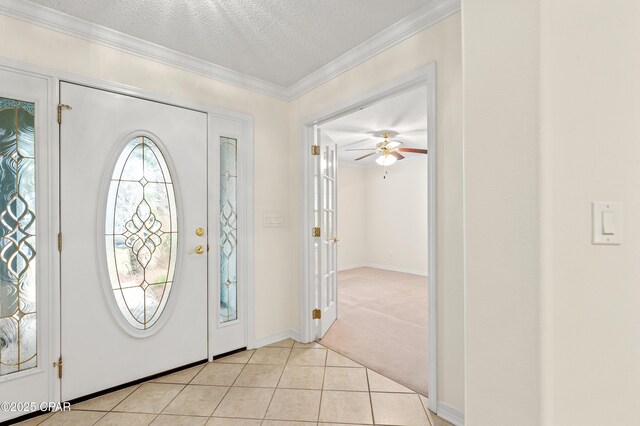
[53, 356, 62, 379]
[312, 227, 321, 238]
[311, 145, 320, 156]
[57, 104, 72, 124]
[312, 309, 321, 319]
[57, 233, 62, 252]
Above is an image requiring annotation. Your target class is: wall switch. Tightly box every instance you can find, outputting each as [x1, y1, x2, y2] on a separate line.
[263, 212, 284, 228]
[592, 202, 622, 245]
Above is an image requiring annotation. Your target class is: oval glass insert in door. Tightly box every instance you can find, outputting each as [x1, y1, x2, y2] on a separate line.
[105, 136, 177, 330]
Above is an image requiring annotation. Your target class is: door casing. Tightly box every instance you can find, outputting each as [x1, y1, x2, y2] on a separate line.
[298, 62, 438, 411]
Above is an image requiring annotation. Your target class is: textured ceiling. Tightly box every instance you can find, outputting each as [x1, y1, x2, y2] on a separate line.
[28, 0, 431, 87]
[321, 85, 428, 165]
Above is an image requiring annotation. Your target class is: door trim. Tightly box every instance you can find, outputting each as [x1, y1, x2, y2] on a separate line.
[298, 62, 437, 411]
[0, 56, 255, 401]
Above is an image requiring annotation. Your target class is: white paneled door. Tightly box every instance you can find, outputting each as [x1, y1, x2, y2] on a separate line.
[314, 128, 338, 337]
[59, 83, 208, 400]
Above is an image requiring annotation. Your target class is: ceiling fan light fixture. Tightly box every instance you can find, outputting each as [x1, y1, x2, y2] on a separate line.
[376, 154, 397, 166]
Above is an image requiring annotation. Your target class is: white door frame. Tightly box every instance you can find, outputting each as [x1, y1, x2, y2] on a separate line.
[0, 56, 255, 405]
[298, 62, 438, 409]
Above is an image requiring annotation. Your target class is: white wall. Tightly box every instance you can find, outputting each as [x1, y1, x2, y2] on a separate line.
[337, 159, 428, 276]
[336, 165, 367, 269]
[290, 13, 464, 414]
[0, 13, 293, 343]
[366, 158, 428, 275]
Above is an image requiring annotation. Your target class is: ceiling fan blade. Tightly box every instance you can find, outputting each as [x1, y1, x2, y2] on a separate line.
[397, 147, 428, 154]
[390, 151, 405, 160]
[354, 152, 377, 161]
[345, 148, 376, 151]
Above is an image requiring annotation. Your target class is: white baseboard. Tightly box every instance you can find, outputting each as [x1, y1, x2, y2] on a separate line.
[339, 262, 428, 277]
[338, 263, 366, 271]
[437, 402, 465, 426]
[250, 329, 300, 349]
[367, 263, 428, 277]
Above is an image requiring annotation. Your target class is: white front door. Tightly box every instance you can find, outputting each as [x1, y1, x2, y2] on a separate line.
[59, 83, 208, 400]
[0, 68, 55, 422]
[314, 129, 338, 337]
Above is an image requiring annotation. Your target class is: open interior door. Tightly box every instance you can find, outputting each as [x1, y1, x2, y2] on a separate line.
[313, 128, 338, 338]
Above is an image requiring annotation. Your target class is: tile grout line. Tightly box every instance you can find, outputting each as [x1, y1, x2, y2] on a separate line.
[211, 348, 258, 419]
[89, 411, 108, 426]
[419, 393, 434, 426]
[184, 360, 222, 420]
[261, 344, 295, 424]
[365, 368, 376, 425]
[141, 366, 209, 424]
[317, 349, 328, 424]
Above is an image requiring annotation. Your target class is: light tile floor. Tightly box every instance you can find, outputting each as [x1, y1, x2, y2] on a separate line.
[16, 339, 452, 426]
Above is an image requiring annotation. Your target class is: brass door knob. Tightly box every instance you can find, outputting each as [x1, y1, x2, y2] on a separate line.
[195, 227, 205, 236]
[194, 245, 205, 254]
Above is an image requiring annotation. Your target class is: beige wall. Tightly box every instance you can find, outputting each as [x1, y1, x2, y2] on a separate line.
[0, 13, 293, 342]
[290, 13, 464, 412]
[463, 0, 541, 424]
[540, 0, 640, 424]
[465, 0, 640, 424]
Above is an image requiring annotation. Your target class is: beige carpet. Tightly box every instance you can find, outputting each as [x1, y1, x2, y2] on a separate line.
[319, 266, 429, 396]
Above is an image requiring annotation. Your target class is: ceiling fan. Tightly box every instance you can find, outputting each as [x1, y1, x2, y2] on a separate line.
[346, 131, 428, 166]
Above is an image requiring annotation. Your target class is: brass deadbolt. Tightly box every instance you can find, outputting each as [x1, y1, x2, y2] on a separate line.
[195, 227, 205, 236]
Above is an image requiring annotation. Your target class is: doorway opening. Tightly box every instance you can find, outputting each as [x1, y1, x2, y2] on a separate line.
[299, 63, 437, 406]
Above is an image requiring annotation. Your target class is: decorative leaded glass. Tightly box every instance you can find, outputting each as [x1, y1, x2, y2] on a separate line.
[106, 137, 177, 330]
[0, 97, 37, 376]
[220, 137, 237, 323]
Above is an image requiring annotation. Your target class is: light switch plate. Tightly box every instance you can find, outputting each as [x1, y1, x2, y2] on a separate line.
[592, 201, 622, 245]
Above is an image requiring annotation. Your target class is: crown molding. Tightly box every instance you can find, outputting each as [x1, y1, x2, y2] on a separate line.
[0, 0, 460, 101]
[0, 0, 289, 99]
[284, 0, 461, 100]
